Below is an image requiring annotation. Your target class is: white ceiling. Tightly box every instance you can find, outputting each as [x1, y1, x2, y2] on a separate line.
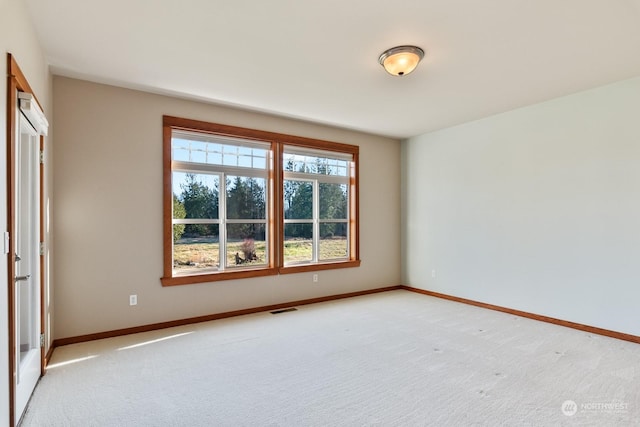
[25, 0, 640, 139]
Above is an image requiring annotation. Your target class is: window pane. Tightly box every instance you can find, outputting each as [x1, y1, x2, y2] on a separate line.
[284, 180, 312, 219]
[190, 142, 207, 163]
[319, 183, 347, 219]
[319, 222, 348, 260]
[226, 176, 266, 219]
[173, 224, 220, 273]
[283, 152, 349, 176]
[238, 154, 252, 168]
[173, 172, 219, 220]
[172, 138, 191, 162]
[253, 156, 266, 169]
[284, 223, 313, 264]
[172, 133, 268, 169]
[226, 224, 267, 267]
[209, 152, 223, 165]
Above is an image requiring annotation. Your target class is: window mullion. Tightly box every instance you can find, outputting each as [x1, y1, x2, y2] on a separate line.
[313, 179, 320, 263]
[219, 173, 226, 270]
[267, 147, 274, 267]
[347, 182, 351, 258]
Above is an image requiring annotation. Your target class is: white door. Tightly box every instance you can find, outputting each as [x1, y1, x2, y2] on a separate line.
[14, 110, 41, 421]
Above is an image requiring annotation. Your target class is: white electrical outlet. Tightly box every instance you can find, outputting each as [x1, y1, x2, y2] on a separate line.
[129, 295, 137, 306]
[432, 269, 436, 278]
[313, 274, 318, 283]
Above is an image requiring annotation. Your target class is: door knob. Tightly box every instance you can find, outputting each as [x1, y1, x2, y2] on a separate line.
[15, 274, 30, 282]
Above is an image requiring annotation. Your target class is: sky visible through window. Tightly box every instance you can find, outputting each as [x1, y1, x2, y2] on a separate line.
[283, 152, 349, 176]
[172, 137, 351, 195]
[172, 137, 268, 195]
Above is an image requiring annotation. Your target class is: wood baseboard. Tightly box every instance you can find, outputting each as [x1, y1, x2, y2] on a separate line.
[401, 285, 640, 345]
[44, 345, 55, 370]
[50, 284, 636, 366]
[51, 285, 402, 350]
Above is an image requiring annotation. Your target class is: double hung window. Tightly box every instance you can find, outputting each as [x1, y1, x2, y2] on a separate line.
[171, 131, 270, 276]
[283, 148, 351, 265]
[162, 116, 359, 286]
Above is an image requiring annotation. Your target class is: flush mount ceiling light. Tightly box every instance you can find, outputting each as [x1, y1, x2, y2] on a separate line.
[378, 45, 425, 76]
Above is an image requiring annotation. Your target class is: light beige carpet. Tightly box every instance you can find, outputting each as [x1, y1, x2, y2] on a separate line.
[22, 290, 640, 426]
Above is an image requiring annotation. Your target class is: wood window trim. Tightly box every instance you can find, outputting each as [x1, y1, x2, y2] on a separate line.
[161, 115, 360, 286]
[279, 260, 361, 275]
[277, 141, 360, 275]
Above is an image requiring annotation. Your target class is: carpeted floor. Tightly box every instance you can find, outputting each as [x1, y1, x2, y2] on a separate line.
[21, 290, 640, 426]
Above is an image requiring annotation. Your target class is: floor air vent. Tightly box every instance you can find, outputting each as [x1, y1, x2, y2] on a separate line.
[270, 307, 298, 314]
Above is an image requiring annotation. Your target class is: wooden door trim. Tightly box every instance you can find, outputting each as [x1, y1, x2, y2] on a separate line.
[6, 53, 45, 427]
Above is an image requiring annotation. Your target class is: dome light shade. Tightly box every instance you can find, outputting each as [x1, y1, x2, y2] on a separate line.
[378, 45, 425, 76]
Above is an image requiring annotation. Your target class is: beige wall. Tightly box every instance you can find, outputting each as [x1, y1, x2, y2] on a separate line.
[1, 0, 52, 422]
[52, 76, 401, 339]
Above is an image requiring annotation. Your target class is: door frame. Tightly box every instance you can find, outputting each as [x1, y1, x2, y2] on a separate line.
[7, 53, 46, 426]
